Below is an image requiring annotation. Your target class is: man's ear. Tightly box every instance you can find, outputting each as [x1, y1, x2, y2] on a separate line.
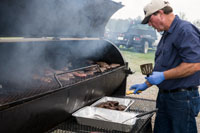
[158, 10, 164, 15]
[159, 10, 164, 20]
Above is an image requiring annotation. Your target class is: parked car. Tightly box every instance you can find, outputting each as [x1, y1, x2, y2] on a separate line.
[104, 31, 120, 43]
[115, 24, 157, 53]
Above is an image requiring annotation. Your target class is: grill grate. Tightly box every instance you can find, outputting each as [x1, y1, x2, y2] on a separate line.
[0, 65, 121, 110]
[47, 98, 156, 133]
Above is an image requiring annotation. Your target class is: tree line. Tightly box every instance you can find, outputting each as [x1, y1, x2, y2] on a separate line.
[106, 13, 200, 33]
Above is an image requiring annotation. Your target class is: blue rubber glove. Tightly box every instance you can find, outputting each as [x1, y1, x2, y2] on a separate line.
[130, 83, 148, 94]
[146, 71, 165, 85]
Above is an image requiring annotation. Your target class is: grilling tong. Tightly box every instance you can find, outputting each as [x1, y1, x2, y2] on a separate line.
[121, 108, 158, 123]
[126, 63, 153, 95]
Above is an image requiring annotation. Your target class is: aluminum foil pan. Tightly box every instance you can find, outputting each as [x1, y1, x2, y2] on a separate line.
[72, 106, 138, 132]
[90, 96, 134, 111]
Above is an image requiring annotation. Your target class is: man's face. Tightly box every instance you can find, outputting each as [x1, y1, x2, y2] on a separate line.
[148, 10, 165, 32]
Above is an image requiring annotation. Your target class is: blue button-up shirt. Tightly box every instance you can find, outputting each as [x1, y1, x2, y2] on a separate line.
[154, 15, 200, 90]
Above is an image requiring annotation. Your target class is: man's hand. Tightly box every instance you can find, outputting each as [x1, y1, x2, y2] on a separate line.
[130, 83, 148, 94]
[146, 71, 165, 85]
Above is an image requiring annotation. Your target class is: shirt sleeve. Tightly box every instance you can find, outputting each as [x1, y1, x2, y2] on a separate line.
[175, 24, 200, 63]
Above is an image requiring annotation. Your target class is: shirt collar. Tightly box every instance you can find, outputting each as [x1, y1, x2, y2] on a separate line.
[167, 15, 179, 34]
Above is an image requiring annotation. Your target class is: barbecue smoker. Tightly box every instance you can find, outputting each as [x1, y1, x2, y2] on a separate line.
[0, 0, 156, 133]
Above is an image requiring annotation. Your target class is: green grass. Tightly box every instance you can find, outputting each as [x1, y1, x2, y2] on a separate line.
[120, 49, 155, 72]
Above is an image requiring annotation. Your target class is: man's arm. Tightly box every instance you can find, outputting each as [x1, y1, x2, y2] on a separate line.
[164, 62, 200, 80]
[130, 62, 200, 91]
[146, 62, 200, 85]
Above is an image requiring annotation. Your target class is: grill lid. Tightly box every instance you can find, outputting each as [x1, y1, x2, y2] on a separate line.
[0, 0, 123, 37]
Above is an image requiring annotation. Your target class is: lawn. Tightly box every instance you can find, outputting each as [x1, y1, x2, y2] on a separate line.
[120, 49, 155, 72]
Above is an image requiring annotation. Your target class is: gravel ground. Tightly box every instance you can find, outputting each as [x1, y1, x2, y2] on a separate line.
[126, 72, 200, 132]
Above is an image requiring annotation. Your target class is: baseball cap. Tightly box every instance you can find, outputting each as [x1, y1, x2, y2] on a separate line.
[141, 0, 169, 24]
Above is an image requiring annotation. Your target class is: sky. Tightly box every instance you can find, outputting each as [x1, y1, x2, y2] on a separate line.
[111, 0, 200, 22]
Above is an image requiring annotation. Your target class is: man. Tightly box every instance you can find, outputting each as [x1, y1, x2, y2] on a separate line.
[130, 0, 200, 132]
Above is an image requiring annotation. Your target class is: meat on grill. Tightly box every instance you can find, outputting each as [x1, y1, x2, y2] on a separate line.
[32, 62, 120, 83]
[96, 62, 111, 69]
[95, 100, 127, 111]
[96, 62, 120, 72]
[58, 73, 75, 81]
[110, 63, 120, 68]
[85, 71, 95, 76]
[72, 71, 87, 77]
[32, 74, 53, 83]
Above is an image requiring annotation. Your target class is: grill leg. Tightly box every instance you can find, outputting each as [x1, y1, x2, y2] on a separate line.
[138, 118, 152, 133]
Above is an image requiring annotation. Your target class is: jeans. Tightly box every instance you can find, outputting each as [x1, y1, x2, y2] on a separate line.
[154, 90, 200, 133]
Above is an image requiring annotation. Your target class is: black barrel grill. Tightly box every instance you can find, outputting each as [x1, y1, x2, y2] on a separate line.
[0, 0, 155, 133]
[0, 38, 131, 133]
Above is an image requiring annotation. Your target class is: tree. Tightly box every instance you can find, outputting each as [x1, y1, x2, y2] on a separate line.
[193, 20, 200, 28]
[106, 18, 133, 33]
[106, 16, 143, 33]
[132, 16, 142, 24]
[178, 12, 187, 20]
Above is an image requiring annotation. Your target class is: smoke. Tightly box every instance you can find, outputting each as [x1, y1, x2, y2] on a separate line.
[0, 0, 122, 88]
[0, 0, 122, 37]
[0, 40, 115, 88]
[0, 43, 46, 83]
